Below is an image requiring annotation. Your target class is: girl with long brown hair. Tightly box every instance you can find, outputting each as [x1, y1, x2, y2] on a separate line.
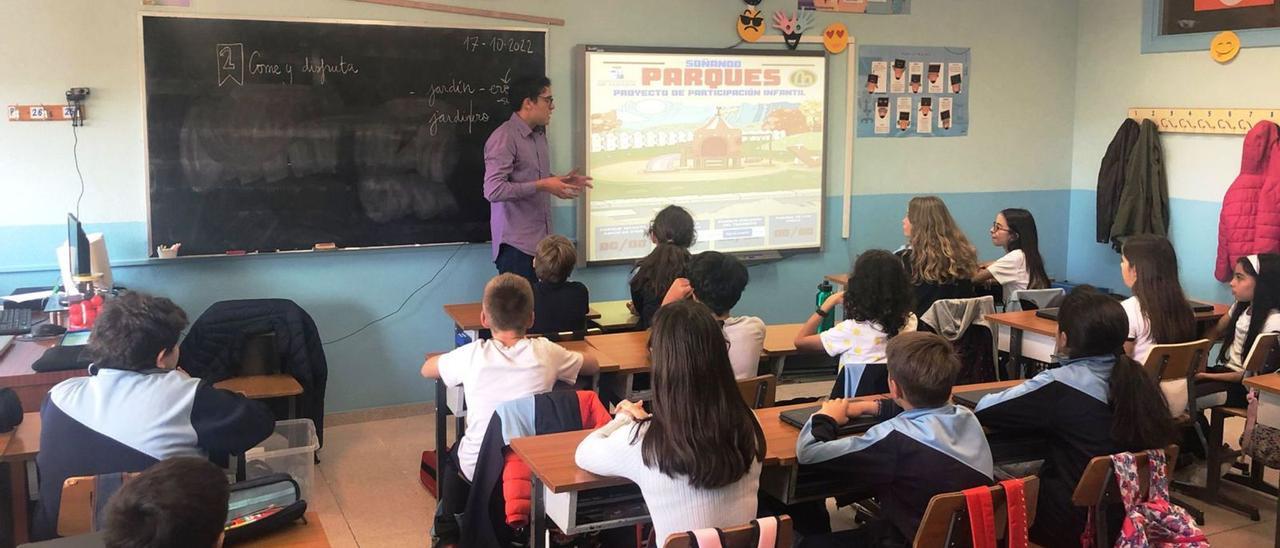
[575, 300, 765, 542]
[974, 208, 1051, 304]
[630, 205, 696, 329]
[898, 196, 978, 315]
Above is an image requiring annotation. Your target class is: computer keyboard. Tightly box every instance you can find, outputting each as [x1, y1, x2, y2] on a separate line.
[0, 308, 34, 335]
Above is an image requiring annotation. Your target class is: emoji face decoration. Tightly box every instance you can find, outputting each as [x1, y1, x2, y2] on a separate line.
[742, 0, 762, 5]
[1210, 31, 1240, 64]
[737, 8, 765, 42]
[773, 10, 815, 50]
[822, 22, 848, 54]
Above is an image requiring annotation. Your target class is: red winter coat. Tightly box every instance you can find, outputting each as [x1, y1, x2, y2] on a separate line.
[502, 391, 610, 528]
[1217, 121, 1280, 282]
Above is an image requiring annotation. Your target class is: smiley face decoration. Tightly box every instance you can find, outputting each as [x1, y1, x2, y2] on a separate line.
[737, 7, 765, 42]
[772, 10, 815, 50]
[1210, 31, 1241, 64]
[822, 23, 849, 54]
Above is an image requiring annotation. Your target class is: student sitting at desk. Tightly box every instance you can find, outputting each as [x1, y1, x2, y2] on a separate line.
[795, 249, 917, 397]
[897, 196, 978, 316]
[660, 251, 765, 379]
[975, 287, 1175, 548]
[34, 292, 275, 541]
[575, 300, 764, 543]
[796, 332, 993, 547]
[421, 273, 600, 545]
[973, 208, 1051, 305]
[530, 234, 590, 335]
[1197, 254, 1280, 409]
[630, 205, 695, 330]
[102, 457, 231, 548]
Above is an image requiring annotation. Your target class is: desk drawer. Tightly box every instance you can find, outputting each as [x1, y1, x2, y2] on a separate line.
[544, 483, 648, 535]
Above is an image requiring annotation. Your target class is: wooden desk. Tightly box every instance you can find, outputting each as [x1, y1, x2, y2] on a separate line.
[214, 374, 303, 400]
[239, 512, 330, 547]
[824, 273, 848, 286]
[987, 304, 1229, 376]
[583, 331, 649, 374]
[444, 303, 602, 332]
[3, 413, 41, 547]
[0, 340, 83, 413]
[589, 300, 640, 332]
[512, 379, 1026, 548]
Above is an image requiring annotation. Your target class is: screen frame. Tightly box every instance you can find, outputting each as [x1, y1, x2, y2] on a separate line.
[578, 45, 829, 266]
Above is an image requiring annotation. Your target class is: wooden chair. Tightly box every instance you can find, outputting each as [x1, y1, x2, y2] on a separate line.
[736, 374, 777, 409]
[663, 515, 793, 548]
[1143, 339, 1211, 523]
[1176, 332, 1279, 520]
[913, 476, 1040, 548]
[1071, 445, 1179, 544]
[57, 472, 142, 537]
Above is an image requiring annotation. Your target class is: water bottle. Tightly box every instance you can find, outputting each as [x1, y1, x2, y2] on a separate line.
[816, 280, 835, 332]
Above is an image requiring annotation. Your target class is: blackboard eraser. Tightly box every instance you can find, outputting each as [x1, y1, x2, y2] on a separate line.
[314, 242, 338, 251]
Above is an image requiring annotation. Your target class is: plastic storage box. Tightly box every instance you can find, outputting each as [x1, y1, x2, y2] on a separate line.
[243, 419, 318, 500]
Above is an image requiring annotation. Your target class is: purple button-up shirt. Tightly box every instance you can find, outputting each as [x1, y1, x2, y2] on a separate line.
[483, 113, 552, 259]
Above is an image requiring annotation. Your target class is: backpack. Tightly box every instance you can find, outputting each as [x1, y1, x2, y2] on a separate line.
[1083, 449, 1207, 547]
[1241, 387, 1280, 468]
[961, 478, 1030, 548]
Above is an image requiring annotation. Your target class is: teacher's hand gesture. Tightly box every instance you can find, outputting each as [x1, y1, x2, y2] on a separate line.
[535, 169, 593, 199]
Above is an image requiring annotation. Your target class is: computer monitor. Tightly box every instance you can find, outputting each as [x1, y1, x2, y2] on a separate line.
[57, 214, 112, 295]
[67, 214, 90, 278]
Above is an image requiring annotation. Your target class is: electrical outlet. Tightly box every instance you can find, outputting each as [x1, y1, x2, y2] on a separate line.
[29, 106, 48, 120]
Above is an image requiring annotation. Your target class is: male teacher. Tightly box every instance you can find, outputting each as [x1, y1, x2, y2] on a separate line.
[483, 75, 591, 283]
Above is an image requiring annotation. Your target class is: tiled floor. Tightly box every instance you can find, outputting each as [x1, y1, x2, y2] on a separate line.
[312, 381, 1278, 546]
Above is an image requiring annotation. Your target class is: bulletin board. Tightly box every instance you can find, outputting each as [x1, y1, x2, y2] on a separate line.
[856, 45, 970, 138]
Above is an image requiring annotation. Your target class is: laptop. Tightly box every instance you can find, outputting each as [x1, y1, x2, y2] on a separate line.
[953, 387, 1009, 408]
[1036, 299, 1214, 321]
[779, 405, 885, 435]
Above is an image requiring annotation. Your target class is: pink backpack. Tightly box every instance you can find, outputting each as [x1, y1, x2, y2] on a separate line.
[1082, 449, 1208, 547]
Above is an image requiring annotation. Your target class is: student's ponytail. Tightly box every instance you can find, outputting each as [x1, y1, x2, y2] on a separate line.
[1059, 286, 1176, 451]
[632, 205, 697, 298]
[1108, 352, 1176, 450]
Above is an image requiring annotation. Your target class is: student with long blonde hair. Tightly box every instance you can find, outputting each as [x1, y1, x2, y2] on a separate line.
[898, 196, 978, 315]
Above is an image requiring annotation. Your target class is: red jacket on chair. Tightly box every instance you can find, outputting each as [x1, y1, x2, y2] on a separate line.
[1217, 121, 1280, 282]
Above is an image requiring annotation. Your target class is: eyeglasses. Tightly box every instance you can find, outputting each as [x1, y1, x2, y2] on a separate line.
[991, 222, 1012, 233]
[537, 95, 555, 105]
[739, 14, 764, 27]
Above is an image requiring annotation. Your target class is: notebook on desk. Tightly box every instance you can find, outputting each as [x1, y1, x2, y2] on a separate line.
[779, 406, 884, 435]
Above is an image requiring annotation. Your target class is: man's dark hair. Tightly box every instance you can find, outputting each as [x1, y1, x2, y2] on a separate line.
[86, 292, 188, 371]
[103, 457, 230, 548]
[508, 75, 551, 113]
[687, 251, 749, 316]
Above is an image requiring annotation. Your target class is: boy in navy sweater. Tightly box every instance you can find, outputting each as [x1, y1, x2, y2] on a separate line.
[797, 332, 994, 546]
[530, 234, 590, 335]
[34, 292, 274, 540]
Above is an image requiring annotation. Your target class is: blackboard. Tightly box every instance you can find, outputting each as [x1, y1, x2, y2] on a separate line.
[141, 15, 546, 256]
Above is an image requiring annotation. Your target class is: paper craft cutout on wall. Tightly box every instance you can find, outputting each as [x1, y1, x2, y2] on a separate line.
[823, 23, 849, 53]
[738, 8, 765, 42]
[858, 45, 969, 138]
[1210, 30, 1242, 62]
[773, 10, 815, 50]
[800, 0, 910, 15]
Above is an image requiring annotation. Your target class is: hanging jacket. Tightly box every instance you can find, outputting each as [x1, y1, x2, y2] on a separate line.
[1110, 119, 1168, 251]
[1097, 119, 1141, 244]
[463, 390, 610, 548]
[178, 299, 328, 446]
[920, 296, 998, 385]
[1216, 121, 1280, 281]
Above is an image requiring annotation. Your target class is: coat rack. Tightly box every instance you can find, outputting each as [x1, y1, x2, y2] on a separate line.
[1128, 107, 1280, 135]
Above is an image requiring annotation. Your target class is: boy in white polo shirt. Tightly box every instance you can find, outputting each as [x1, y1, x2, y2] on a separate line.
[421, 273, 599, 544]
